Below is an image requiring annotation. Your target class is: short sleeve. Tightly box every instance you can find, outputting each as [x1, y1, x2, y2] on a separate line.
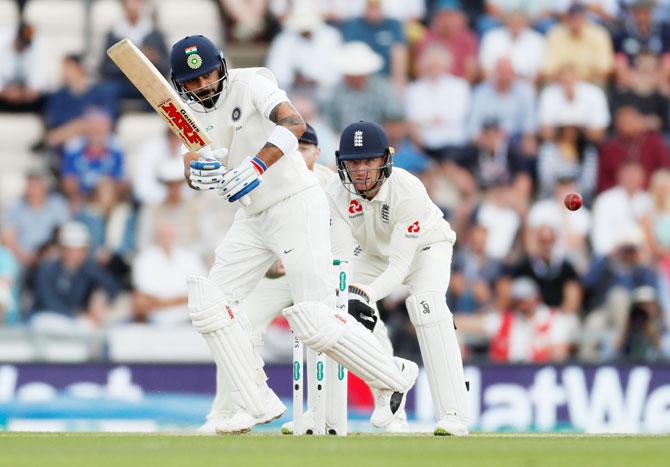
[249, 71, 289, 119]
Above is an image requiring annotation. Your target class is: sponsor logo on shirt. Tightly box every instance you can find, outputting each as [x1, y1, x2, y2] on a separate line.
[406, 220, 420, 238]
[348, 199, 363, 218]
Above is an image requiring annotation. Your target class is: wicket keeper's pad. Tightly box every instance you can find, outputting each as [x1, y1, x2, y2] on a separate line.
[188, 275, 266, 417]
[406, 292, 469, 424]
[284, 301, 411, 392]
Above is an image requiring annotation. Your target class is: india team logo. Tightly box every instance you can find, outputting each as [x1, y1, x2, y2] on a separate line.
[184, 45, 202, 69]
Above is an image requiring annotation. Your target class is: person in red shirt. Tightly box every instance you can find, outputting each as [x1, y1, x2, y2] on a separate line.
[597, 105, 670, 193]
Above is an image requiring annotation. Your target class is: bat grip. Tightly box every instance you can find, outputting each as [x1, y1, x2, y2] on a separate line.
[200, 152, 251, 207]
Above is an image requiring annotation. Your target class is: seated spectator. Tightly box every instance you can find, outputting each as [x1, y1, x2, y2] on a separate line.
[456, 277, 577, 363]
[74, 177, 135, 288]
[218, 0, 267, 42]
[580, 226, 657, 361]
[136, 157, 202, 253]
[478, 0, 557, 36]
[341, 0, 407, 88]
[642, 169, 670, 266]
[265, 5, 342, 95]
[473, 178, 522, 262]
[0, 22, 47, 112]
[497, 224, 582, 314]
[324, 42, 402, 132]
[597, 106, 670, 193]
[98, 0, 169, 103]
[616, 285, 665, 361]
[538, 65, 610, 142]
[415, 0, 479, 83]
[383, 115, 430, 175]
[611, 51, 670, 133]
[291, 93, 338, 167]
[0, 166, 70, 269]
[61, 110, 126, 205]
[468, 57, 537, 155]
[613, 0, 670, 89]
[405, 44, 470, 162]
[537, 126, 598, 201]
[479, 9, 546, 81]
[592, 160, 653, 256]
[131, 219, 206, 324]
[553, 0, 620, 25]
[527, 174, 592, 271]
[449, 223, 502, 314]
[31, 222, 120, 327]
[131, 129, 187, 204]
[542, 2, 614, 86]
[41, 54, 118, 152]
[0, 240, 20, 325]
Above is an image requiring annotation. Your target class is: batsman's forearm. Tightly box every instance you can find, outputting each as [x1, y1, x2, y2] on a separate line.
[257, 101, 306, 168]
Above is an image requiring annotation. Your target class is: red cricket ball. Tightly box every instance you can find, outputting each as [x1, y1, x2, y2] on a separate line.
[564, 192, 583, 211]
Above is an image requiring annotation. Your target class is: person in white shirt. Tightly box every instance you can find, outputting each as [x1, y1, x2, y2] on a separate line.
[265, 6, 343, 95]
[405, 44, 471, 161]
[538, 65, 610, 142]
[591, 160, 653, 256]
[326, 121, 470, 436]
[171, 35, 417, 434]
[479, 9, 546, 81]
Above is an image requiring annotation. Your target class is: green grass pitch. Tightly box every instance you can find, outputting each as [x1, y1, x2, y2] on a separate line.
[1, 433, 669, 467]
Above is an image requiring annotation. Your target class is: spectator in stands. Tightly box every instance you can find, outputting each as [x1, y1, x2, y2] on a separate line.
[383, 114, 430, 175]
[613, 0, 670, 89]
[580, 226, 657, 361]
[554, 0, 621, 25]
[0, 239, 20, 325]
[611, 51, 670, 134]
[591, 160, 653, 256]
[497, 224, 582, 314]
[218, 0, 268, 42]
[61, 110, 126, 205]
[474, 178, 522, 262]
[291, 93, 338, 167]
[642, 170, 670, 266]
[468, 57, 537, 155]
[616, 285, 665, 361]
[341, 0, 408, 88]
[41, 54, 118, 152]
[131, 219, 206, 324]
[542, 2, 614, 86]
[537, 126, 599, 201]
[131, 129, 186, 204]
[74, 177, 135, 289]
[405, 44, 470, 162]
[527, 172, 592, 271]
[98, 0, 169, 102]
[324, 41, 402, 132]
[265, 5, 342, 95]
[456, 277, 576, 363]
[0, 166, 69, 269]
[136, 157, 201, 253]
[0, 22, 47, 112]
[415, 0, 479, 83]
[538, 65, 610, 143]
[449, 223, 502, 314]
[597, 106, 670, 193]
[31, 222, 120, 326]
[477, 0, 557, 36]
[478, 9, 546, 82]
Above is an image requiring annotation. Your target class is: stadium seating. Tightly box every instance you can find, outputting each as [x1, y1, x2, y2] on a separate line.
[156, 0, 224, 48]
[0, 114, 44, 207]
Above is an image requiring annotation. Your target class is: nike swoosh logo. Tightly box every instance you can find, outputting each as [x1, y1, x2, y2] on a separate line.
[283, 249, 294, 254]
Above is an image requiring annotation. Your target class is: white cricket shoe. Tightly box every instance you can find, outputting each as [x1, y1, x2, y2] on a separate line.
[370, 358, 419, 428]
[214, 388, 286, 435]
[434, 416, 469, 436]
[384, 409, 409, 433]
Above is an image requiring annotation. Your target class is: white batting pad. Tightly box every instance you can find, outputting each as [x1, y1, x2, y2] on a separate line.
[406, 292, 469, 423]
[283, 301, 410, 392]
[187, 275, 266, 417]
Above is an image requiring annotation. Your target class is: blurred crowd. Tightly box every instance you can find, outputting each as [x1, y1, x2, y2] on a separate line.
[1, 0, 670, 365]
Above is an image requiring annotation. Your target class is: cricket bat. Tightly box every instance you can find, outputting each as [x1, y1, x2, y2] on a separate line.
[106, 39, 252, 205]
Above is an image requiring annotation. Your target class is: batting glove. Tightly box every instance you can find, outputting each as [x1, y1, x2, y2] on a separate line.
[348, 283, 378, 332]
[218, 156, 266, 202]
[189, 147, 229, 190]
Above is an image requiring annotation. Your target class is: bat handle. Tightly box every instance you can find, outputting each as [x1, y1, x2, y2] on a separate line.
[200, 152, 251, 207]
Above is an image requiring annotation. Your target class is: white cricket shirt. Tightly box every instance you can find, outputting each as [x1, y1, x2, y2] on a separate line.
[326, 168, 456, 300]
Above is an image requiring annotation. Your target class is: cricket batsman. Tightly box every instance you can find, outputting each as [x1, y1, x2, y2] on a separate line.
[170, 35, 418, 434]
[326, 121, 470, 436]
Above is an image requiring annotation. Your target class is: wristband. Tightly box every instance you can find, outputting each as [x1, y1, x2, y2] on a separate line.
[267, 125, 298, 155]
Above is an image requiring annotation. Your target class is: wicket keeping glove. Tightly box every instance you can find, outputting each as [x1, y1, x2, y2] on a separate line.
[189, 147, 229, 190]
[348, 283, 378, 332]
[218, 156, 266, 202]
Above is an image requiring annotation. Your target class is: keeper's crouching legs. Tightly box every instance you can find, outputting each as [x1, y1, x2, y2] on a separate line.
[188, 275, 285, 434]
[283, 301, 419, 428]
